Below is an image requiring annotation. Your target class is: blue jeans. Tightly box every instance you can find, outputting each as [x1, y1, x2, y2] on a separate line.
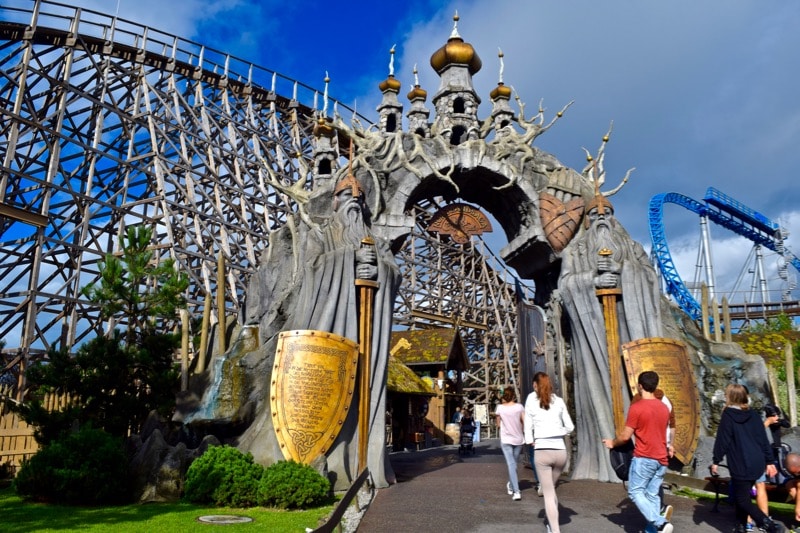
[528, 445, 539, 482]
[501, 442, 523, 492]
[628, 456, 667, 533]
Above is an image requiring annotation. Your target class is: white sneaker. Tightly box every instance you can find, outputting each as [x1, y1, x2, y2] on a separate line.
[512, 491, 521, 501]
[657, 523, 673, 533]
[537, 484, 543, 497]
[507, 481, 513, 495]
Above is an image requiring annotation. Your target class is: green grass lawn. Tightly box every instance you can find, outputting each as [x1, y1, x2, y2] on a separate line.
[0, 485, 335, 532]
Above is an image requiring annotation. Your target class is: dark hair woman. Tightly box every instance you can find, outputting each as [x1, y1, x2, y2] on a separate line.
[496, 386, 525, 500]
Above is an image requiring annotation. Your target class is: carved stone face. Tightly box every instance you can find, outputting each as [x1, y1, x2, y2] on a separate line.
[333, 188, 364, 215]
[587, 206, 615, 229]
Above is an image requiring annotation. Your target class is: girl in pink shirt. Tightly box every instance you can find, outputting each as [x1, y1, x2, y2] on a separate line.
[496, 386, 525, 500]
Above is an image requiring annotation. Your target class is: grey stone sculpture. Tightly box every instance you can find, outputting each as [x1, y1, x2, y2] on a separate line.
[162, 19, 778, 498]
[559, 193, 663, 482]
[236, 174, 401, 490]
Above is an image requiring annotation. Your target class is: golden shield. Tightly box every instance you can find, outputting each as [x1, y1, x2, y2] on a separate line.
[271, 330, 359, 464]
[621, 337, 700, 465]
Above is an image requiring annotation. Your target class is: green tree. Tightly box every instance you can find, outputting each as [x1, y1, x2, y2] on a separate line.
[742, 313, 794, 334]
[20, 226, 189, 442]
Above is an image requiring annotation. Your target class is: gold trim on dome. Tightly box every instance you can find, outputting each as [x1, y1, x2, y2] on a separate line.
[378, 75, 401, 93]
[430, 37, 482, 74]
[313, 117, 335, 138]
[407, 85, 427, 101]
[490, 82, 512, 101]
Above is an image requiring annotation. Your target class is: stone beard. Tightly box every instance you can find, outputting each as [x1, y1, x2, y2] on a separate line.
[330, 194, 371, 249]
[558, 211, 663, 482]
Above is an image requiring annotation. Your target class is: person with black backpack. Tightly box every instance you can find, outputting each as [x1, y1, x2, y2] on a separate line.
[603, 371, 673, 533]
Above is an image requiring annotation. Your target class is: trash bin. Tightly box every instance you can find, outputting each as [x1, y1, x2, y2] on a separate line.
[445, 423, 460, 445]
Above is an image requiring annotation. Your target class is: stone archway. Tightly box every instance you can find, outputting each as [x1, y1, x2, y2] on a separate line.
[350, 132, 592, 292]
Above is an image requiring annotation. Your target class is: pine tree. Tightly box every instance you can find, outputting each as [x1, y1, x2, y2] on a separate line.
[21, 225, 189, 442]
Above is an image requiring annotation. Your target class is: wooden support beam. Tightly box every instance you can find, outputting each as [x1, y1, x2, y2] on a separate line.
[0, 202, 48, 227]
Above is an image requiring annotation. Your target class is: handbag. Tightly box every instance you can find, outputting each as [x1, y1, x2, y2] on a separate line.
[609, 440, 634, 481]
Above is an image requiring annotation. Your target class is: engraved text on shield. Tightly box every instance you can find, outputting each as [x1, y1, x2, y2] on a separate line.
[271, 330, 359, 464]
[621, 337, 701, 465]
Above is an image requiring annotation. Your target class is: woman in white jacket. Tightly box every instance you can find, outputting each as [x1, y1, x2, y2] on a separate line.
[524, 372, 574, 533]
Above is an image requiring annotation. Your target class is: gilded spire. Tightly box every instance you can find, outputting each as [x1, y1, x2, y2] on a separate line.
[498, 48, 504, 84]
[430, 12, 481, 74]
[450, 10, 460, 39]
[322, 72, 330, 116]
[407, 64, 427, 101]
[490, 48, 511, 101]
[379, 45, 401, 93]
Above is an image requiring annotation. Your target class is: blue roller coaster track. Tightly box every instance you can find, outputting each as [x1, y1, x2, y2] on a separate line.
[649, 187, 800, 320]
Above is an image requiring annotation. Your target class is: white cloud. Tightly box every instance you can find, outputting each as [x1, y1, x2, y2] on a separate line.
[657, 208, 800, 306]
[9, 0, 799, 309]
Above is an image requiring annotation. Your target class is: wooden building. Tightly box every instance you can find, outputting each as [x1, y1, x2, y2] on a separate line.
[387, 328, 469, 449]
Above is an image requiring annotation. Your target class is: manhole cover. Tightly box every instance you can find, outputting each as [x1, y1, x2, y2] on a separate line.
[197, 515, 254, 524]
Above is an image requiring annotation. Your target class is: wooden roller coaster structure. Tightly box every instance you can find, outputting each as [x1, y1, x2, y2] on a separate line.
[0, 0, 528, 407]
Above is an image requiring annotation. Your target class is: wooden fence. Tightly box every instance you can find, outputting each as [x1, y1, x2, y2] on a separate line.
[0, 385, 74, 473]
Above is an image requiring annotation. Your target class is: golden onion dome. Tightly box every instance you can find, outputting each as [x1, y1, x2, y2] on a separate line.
[407, 85, 427, 101]
[430, 36, 482, 75]
[490, 82, 512, 101]
[430, 13, 481, 75]
[378, 75, 402, 93]
[313, 117, 335, 138]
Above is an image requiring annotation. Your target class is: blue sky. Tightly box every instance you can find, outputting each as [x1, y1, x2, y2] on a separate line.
[30, 0, 800, 302]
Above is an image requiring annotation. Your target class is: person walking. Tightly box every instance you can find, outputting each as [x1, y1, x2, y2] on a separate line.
[523, 385, 542, 496]
[524, 372, 574, 533]
[631, 386, 676, 522]
[603, 371, 673, 533]
[496, 386, 525, 501]
[711, 383, 784, 533]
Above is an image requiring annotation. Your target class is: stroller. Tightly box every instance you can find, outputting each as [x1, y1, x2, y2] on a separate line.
[459, 417, 476, 455]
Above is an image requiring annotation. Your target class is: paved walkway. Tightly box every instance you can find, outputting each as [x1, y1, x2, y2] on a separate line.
[357, 439, 749, 532]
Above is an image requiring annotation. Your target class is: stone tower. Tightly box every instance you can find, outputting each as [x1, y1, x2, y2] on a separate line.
[429, 13, 482, 145]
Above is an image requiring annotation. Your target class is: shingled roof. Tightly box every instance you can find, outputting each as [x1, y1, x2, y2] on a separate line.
[386, 355, 435, 395]
[390, 328, 469, 371]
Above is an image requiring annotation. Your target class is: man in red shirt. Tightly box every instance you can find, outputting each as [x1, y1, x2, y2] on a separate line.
[603, 371, 673, 533]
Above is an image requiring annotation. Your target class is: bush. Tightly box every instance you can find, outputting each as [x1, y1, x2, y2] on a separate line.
[0, 461, 13, 485]
[13, 426, 129, 505]
[183, 445, 263, 507]
[258, 460, 330, 510]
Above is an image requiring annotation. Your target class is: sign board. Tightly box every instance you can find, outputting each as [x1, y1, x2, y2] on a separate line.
[271, 330, 359, 464]
[473, 403, 489, 425]
[621, 337, 700, 465]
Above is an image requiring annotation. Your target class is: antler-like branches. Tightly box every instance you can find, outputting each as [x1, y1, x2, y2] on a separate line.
[581, 121, 634, 197]
[259, 156, 314, 227]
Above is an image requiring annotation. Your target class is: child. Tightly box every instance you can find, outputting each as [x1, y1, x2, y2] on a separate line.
[711, 384, 784, 533]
